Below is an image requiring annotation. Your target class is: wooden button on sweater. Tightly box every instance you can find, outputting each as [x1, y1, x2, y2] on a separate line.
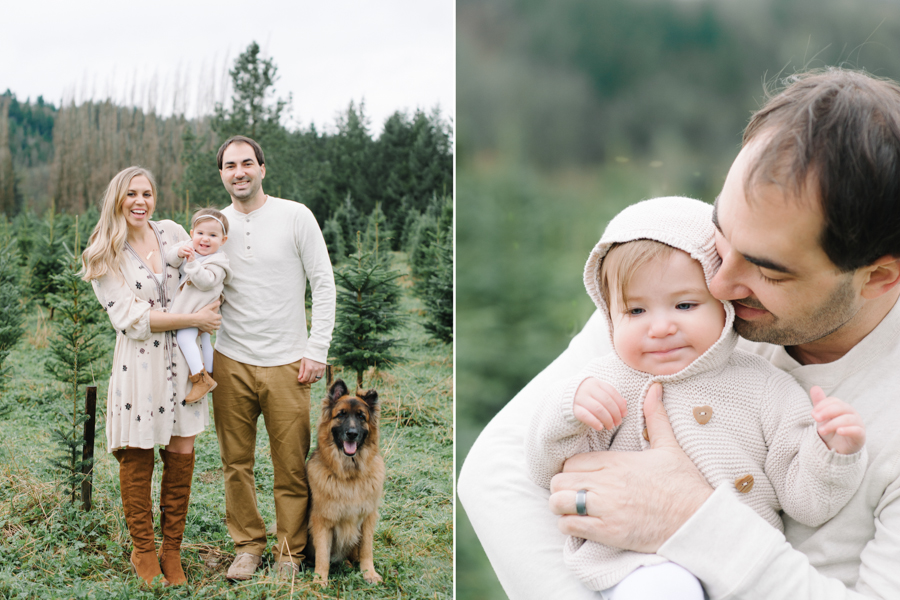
[735, 474, 754, 494]
[642, 427, 649, 441]
[693, 406, 712, 424]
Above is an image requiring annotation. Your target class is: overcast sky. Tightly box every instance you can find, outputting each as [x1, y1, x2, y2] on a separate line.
[1, 0, 454, 135]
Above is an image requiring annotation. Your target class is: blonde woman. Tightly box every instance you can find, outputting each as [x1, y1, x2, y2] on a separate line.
[81, 166, 220, 586]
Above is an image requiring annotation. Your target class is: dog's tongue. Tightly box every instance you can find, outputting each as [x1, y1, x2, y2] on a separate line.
[343, 441, 358, 455]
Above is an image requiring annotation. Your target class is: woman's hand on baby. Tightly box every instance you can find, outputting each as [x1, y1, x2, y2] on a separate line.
[573, 378, 627, 431]
[178, 245, 195, 262]
[810, 385, 866, 455]
[194, 300, 221, 334]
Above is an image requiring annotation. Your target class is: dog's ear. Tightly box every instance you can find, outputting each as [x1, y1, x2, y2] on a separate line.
[329, 380, 349, 404]
[360, 389, 378, 410]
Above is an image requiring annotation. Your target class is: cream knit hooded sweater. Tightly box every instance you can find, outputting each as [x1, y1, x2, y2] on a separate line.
[524, 196, 867, 592]
[165, 240, 233, 315]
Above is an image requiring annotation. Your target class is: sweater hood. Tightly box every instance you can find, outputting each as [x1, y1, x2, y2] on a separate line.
[584, 196, 737, 379]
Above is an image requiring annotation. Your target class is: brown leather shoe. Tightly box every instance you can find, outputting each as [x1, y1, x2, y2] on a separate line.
[114, 448, 167, 586]
[226, 552, 262, 581]
[184, 369, 217, 403]
[157, 449, 195, 586]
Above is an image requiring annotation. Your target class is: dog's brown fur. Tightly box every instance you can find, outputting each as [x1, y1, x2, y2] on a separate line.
[306, 380, 385, 586]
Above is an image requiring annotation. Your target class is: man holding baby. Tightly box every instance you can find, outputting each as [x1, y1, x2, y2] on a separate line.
[460, 68, 900, 599]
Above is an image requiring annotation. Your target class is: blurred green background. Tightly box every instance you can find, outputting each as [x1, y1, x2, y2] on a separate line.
[456, 0, 900, 597]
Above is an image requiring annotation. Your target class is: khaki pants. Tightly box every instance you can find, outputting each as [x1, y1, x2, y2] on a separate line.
[212, 350, 311, 564]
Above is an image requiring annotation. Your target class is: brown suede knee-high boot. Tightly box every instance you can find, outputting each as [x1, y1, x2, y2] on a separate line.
[158, 448, 195, 586]
[114, 448, 167, 586]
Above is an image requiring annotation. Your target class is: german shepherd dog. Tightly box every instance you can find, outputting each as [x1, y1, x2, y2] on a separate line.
[306, 380, 385, 586]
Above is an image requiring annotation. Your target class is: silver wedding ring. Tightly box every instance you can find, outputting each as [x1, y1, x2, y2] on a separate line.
[575, 489, 588, 516]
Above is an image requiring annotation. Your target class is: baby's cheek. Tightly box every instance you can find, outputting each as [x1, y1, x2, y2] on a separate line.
[612, 324, 643, 371]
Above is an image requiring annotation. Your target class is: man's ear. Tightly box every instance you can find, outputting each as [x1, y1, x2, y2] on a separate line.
[260, 164, 266, 179]
[860, 255, 900, 299]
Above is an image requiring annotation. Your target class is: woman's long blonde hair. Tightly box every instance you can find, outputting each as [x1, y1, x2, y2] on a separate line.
[81, 166, 157, 281]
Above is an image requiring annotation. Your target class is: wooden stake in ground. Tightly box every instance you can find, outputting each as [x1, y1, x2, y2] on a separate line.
[81, 386, 97, 511]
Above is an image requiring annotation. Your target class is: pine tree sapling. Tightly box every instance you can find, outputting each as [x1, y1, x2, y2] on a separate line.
[0, 239, 25, 394]
[334, 193, 362, 258]
[363, 203, 393, 256]
[45, 254, 106, 503]
[331, 237, 405, 388]
[29, 205, 69, 309]
[420, 228, 453, 344]
[407, 194, 451, 280]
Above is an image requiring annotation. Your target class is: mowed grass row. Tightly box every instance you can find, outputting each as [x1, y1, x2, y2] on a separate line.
[0, 254, 452, 599]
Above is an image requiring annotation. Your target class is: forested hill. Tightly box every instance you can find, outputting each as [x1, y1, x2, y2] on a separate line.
[458, 0, 900, 193]
[0, 42, 453, 249]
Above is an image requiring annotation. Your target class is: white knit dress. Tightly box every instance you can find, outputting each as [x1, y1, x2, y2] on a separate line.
[524, 197, 867, 592]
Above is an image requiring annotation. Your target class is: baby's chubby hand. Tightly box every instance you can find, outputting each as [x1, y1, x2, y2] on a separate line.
[810, 385, 866, 455]
[178, 244, 195, 262]
[573, 378, 627, 431]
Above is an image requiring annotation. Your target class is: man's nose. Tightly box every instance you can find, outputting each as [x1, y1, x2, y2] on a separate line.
[709, 251, 753, 301]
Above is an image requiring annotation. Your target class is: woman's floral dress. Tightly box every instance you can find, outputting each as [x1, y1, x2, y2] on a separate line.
[92, 220, 209, 451]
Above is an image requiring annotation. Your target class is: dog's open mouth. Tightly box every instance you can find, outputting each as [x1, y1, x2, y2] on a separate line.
[342, 441, 358, 456]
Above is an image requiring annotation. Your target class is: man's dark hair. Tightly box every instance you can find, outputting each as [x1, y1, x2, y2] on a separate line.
[216, 135, 265, 170]
[744, 68, 900, 272]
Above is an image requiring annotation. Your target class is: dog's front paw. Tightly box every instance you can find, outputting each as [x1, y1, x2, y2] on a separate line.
[313, 572, 329, 587]
[363, 569, 383, 584]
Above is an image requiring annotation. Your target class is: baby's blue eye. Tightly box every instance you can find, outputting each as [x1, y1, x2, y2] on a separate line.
[676, 303, 695, 310]
[628, 308, 645, 316]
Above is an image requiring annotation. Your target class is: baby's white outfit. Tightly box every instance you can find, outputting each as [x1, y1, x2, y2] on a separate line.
[165, 241, 232, 375]
[525, 197, 867, 592]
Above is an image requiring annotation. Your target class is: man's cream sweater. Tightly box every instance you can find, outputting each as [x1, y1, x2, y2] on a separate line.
[217, 197, 335, 366]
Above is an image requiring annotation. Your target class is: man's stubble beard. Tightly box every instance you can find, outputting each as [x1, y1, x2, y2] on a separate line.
[733, 274, 859, 346]
[230, 178, 262, 203]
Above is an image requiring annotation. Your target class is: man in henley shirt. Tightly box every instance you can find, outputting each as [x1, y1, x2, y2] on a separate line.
[211, 135, 336, 580]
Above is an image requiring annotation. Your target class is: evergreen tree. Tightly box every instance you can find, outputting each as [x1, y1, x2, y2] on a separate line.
[376, 111, 415, 246]
[410, 194, 452, 344]
[0, 98, 17, 216]
[398, 206, 422, 251]
[29, 206, 70, 311]
[321, 215, 345, 265]
[407, 193, 452, 280]
[0, 237, 25, 393]
[328, 102, 376, 215]
[407, 210, 437, 280]
[362, 203, 393, 256]
[45, 249, 106, 503]
[214, 41, 289, 140]
[331, 235, 405, 388]
[407, 108, 453, 211]
[419, 227, 453, 344]
[179, 125, 225, 209]
[328, 193, 363, 260]
[209, 41, 298, 207]
[284, 125, 332, 220]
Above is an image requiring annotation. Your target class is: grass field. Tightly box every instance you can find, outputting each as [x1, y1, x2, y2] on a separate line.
[0, 253, 452, 599]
